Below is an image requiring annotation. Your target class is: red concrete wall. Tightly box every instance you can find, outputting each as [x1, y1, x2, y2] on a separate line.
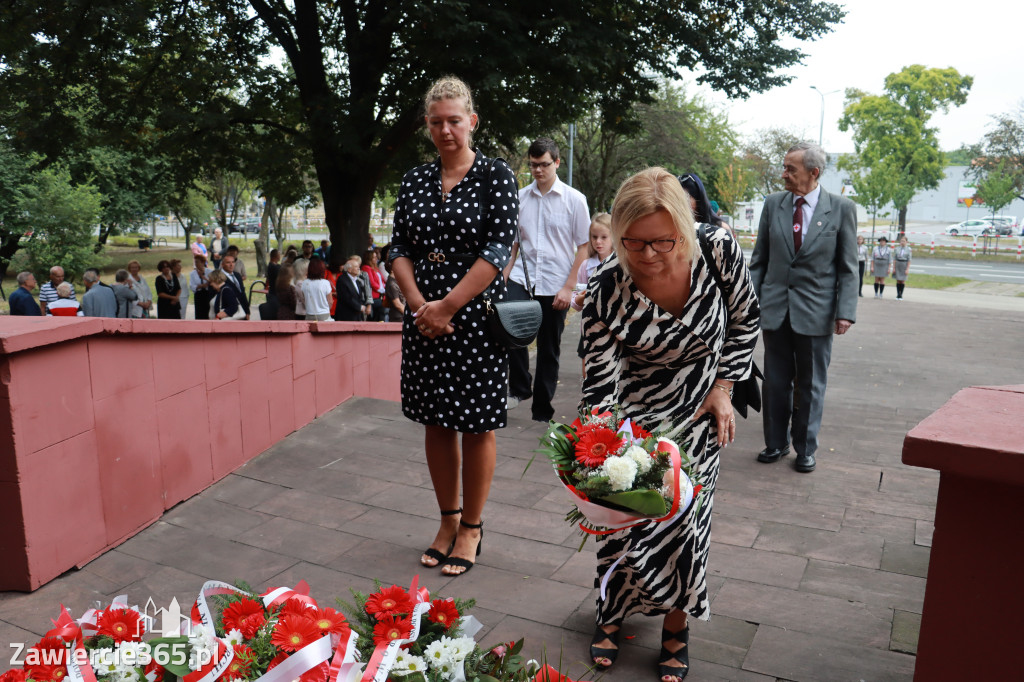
[0, 316, 402, 591]
[903, 385, 1024, 682]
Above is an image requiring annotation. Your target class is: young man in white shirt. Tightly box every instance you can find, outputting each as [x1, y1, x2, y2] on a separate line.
[504, 137, 591, 422]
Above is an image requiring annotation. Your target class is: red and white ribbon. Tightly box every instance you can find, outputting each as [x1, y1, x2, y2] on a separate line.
[360, 577, 431, 682]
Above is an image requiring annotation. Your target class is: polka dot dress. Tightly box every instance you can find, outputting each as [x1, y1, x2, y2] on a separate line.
[388, 151, 519, 433]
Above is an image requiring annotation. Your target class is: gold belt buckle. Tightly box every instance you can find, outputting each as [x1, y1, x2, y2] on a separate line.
[427, 252, 447, 263]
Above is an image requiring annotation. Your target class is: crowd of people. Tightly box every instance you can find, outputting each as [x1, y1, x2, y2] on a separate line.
[6, 237, 405, 323]
[6, 73, 869, 682]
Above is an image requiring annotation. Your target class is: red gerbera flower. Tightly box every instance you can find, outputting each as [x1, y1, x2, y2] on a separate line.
[272, 615, 322, 653]
[574, 426, 622, 467]
[0, 670, 27, 682]
[278, 597, 310, 618]
[267, 654, 330, 682]
[628, 421, 651, 440]
[371, 614, 412, 647]
[310, 607, 351, 639]
[222, 598, 267, 639]
[364, 585, 414, 619]
[143, 659, 165, 682]
[427, 599, 460, 628]
[24, 637, 69, 682]
[96, 608, 144, 643]
[225, 644, 255, 678]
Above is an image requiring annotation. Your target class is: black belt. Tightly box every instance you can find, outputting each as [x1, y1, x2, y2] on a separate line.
[419, 252, 476, 263]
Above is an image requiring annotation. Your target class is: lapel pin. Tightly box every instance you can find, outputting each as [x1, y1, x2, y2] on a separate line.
[817, 221, 822, 226]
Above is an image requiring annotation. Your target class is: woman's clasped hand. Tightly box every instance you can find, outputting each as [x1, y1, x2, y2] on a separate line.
[412, 299, 455, 338]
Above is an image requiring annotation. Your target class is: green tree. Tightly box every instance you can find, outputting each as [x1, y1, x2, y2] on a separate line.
[168, 183, 215, 252]
[0, 140, 33, 281]
[19, 166, 105, 281]
[840, 157, 893, 240]
[713, 162, 752, 215]
[972, 102, 1024, 200]
[975, 160, 1020, 221]
[559, 83, 738, 212]
[2, 0, 846, 264]
[742, 127, 805, 198]
[839, 65, 973, 230]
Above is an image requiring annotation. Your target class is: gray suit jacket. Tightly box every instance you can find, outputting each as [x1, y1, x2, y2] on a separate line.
[748, 188, 858, 336]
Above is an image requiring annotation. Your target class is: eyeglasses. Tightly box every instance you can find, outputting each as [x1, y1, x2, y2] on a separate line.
[528, 161, 554, 170]
[620, 237, 678, 253]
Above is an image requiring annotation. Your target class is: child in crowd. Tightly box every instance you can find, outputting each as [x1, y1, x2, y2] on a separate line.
[572, 212, 614, 376]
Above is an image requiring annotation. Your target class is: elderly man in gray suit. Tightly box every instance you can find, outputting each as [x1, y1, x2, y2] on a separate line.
[748, 141, 858, 473]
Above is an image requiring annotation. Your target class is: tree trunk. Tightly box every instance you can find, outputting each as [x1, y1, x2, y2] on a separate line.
[898, 205, 908, 233]
[0, 233, 22, 281]
[323, 173, 376, 269]
[96, 223, 112, 253]
[257, 199, 272, 277]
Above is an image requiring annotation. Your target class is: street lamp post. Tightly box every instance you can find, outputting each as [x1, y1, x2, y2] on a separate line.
[809, 86, 840, 147]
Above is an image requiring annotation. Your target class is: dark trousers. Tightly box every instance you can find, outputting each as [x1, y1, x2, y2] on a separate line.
[858, 261, 865, 296]
[761, 316, 833, 458]
[194, 289, 211, 321]
[507, 279, 567, 421]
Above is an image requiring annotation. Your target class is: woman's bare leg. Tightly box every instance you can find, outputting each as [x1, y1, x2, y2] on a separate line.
[421, 425, 461, 566]
[442, 430, 495, 575]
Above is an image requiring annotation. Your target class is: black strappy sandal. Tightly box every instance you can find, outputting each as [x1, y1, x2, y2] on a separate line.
[420, 508, 461, 568]
[441, 519, 483, 576]
[657, 625, 689, 681]
[589, 624, 621, 670]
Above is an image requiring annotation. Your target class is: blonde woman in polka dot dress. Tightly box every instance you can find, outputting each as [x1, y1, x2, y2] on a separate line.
[389, 76, 519, 577]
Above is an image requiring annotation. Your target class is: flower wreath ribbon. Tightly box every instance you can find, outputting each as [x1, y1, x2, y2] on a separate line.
[360, 576, 431, 682]
[45, 605, 99, 682]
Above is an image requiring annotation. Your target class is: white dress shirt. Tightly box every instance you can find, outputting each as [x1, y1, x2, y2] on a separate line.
[510, 177, 591, 296]
[793, 184, 821, 239]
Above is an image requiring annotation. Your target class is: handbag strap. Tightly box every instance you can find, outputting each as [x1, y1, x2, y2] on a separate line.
[484, 158, 533, 299]
[696, 223, 730, 300]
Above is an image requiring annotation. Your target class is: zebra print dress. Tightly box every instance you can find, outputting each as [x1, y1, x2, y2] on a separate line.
[580, 225, 760, 624]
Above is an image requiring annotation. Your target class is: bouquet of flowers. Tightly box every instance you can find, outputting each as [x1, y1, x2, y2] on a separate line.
[339, 579, 537, 682]
[6, 596, 223, 682]
[1, 578, 584, 682]
[536, 407, 703, 538]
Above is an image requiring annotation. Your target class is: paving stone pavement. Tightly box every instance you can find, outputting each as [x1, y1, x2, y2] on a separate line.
[2, 293, 1023, 681]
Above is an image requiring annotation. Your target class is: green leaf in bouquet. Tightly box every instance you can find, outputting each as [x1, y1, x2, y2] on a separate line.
[600, 489, 670, 516]
[148, 637, 194, 677]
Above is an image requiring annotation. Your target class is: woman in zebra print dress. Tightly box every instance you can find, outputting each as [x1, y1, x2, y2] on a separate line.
[581, 168, 759, 681]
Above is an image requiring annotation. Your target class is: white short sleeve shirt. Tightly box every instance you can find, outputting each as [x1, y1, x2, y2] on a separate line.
[510, 177, 591, 296]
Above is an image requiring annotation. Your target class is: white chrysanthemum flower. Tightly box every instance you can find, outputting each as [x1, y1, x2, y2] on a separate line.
[424, 638, 454, 667]
[603, 455, 638, 491]
[392, 653, 427, 674]
[91, 648, 118, 676]
[624, 445, 652, 474]
[223, 629, 245, 647]
[188, 624, 217, 660]
[119, 641, 151, 667]
[447, 636, 475, 662]
[113, 666, 137, 682]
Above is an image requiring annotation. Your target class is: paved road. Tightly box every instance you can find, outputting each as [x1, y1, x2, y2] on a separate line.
[897, 258, 1024, 283]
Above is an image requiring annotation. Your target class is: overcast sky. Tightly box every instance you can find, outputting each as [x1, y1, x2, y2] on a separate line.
[689, 0, 1024, 154]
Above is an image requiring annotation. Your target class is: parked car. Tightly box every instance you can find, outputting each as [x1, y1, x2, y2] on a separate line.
[227, 219, 260, 234]
[981, 216, 1018, 236]
[945, 219, 991, 236]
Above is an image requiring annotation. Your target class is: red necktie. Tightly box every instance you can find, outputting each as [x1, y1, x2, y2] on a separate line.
[793, 197, 806, 252]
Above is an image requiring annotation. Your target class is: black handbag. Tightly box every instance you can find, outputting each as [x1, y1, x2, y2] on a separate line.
[483, 233, 542, 349]
[481, 159, 542, 349]
[696, 223, 762, 419]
